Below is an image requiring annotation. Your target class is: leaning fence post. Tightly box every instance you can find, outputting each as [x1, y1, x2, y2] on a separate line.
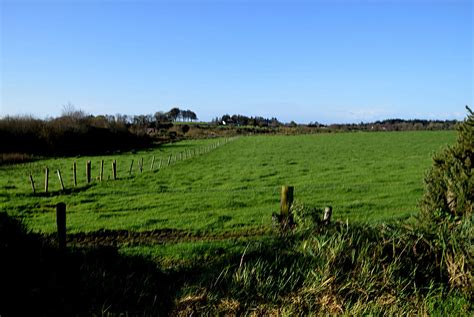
[129, 159, 134, 175]
[57, 169, 65, 191]
[29, 173, 36, 194]
[139, 158, 143, 173]
[112, 160, 117, 180]
[44, 167, 49, 193]
[86, 160, 91, 183]
[100, 160, 104, 181]
[56, 203, 66, 250]
[158, 158, 162, 170]
[280, 186, 294, 218]
[150, 155, 155, 170]
[167, 154, 172, 166]
[323, 206, 332, 225]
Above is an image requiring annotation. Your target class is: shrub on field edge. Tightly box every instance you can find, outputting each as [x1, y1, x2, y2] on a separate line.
[420, 106, 473, 222]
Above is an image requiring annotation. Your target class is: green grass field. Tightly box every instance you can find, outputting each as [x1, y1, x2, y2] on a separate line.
[3, 130, 472, 315]
[1, 131, 455, 235]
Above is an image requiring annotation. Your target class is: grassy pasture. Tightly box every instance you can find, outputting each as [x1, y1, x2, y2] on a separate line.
[1, 131, 455, 235]
[2, 130, 471, 315]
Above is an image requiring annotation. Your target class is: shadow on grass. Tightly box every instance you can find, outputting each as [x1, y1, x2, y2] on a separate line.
[0, 212, 273, 316]
[1, 212, 471, 316]
[0, 213, 178, 316]
[14, 183, 97, 199]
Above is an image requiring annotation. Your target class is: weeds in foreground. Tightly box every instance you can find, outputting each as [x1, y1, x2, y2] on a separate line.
[171, 212, 472, 316]
[0, 207, 472, 316]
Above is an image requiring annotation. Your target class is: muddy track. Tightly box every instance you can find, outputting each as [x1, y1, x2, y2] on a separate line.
[42, 227, 271, 247]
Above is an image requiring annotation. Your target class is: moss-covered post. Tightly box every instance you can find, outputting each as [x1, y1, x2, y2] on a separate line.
[280, 186, 294, 217]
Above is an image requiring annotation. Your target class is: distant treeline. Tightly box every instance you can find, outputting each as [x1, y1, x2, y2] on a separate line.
[210, 114, 458, 132]
[324, 118, 458, 132]
[0, 106, 459, 161]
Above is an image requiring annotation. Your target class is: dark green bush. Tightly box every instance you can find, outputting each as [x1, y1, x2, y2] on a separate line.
[420, 106, 473, 221]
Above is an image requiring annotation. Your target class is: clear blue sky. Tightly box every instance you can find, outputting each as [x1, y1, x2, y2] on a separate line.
[1, 0, 472, 123]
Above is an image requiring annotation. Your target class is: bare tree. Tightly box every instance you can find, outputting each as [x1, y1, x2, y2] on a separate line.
[61, 102, 86, 120]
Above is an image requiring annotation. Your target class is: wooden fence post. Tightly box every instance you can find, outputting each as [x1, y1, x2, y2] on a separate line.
[158, 158, 162, 170]
[112, 160, 117, 180]
[139, 158, 143, 172]
[323, 206, 332, 225]
[86, 160, 91, 183]
[29, 174, 36, 194]
[44, 167, 49, 193]
[150, 155, 155, 170]
[280, 186, 294, 217]
[73, 162, 77, 187]
[129, 159, 134, 175]
[167, 155, 172, 166]
[56, 203, 66, 250]
[57, 169, 65, 191]
[100, 160, 104, 181]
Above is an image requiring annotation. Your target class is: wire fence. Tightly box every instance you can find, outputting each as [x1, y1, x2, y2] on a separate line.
[22, 137, 238, 194]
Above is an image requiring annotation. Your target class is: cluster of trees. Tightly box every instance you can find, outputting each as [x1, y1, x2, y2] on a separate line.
[155, 107, 198, 123]
[129, 107, 198, 130]
[211, 114, 280, 127]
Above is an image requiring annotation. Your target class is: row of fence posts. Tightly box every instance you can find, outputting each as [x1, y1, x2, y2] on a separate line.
[28, 138, 234, 194]
[53, 184, 331, 250]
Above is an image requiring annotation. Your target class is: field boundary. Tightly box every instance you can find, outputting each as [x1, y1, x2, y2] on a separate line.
[24, 137, 238, 194]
